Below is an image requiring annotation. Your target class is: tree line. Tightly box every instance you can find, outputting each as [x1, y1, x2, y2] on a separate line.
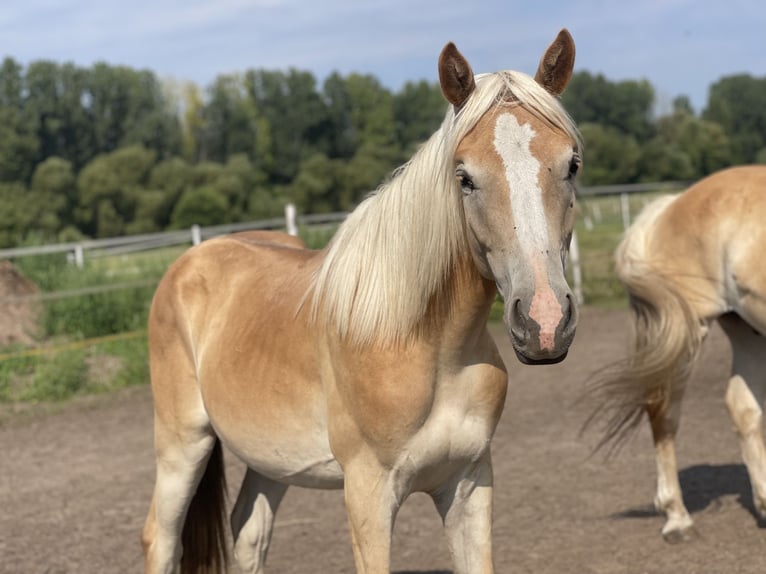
[0, 55, 764, 247]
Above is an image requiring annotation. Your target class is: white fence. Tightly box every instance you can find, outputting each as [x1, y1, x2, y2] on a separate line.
[0, 204, 349, 267]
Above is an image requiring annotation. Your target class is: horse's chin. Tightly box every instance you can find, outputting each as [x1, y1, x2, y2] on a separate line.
[513, 348, 569, 365]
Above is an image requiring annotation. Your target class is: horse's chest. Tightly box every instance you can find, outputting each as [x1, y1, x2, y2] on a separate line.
[412, 394, 500, 464]
[392, 366, 508, 487]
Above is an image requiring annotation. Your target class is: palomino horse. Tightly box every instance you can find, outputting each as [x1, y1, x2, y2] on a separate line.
[590, 165, 766, 542]
[142, 30, 582, 574]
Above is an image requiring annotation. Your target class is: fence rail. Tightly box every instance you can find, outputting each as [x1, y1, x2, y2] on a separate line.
[0, 209, 350, 265]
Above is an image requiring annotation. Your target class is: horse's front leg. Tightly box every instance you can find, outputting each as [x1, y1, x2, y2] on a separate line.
[430, 453, 494, 574]
[342, 454, 403, 574]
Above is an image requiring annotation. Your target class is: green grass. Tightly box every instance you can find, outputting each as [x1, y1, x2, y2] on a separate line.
[0, 333, 148, 403]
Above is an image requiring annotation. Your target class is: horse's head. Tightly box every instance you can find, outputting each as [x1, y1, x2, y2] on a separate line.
[439, 30, 581, 365]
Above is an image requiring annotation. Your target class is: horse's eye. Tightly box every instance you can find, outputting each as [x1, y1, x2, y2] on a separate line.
[456, 169, 476, 194]
[568, 154, 581, 179]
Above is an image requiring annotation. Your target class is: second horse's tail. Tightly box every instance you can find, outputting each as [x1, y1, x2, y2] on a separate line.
[584, 195, 703, 452]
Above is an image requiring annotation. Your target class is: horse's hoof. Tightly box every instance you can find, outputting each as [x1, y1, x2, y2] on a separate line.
[662, 525, 698, 544]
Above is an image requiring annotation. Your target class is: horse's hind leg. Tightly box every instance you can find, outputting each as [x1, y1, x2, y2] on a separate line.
[230, 468, 288, 573]
[143, 414, 218, 573]
[648, 383, 695, 542]
[719, 314, 766, 522]
[141, 338, 220, 573]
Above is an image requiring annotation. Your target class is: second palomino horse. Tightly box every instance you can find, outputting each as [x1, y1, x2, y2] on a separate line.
[142, 30, 582, 573]
[591, 165, 766, 542]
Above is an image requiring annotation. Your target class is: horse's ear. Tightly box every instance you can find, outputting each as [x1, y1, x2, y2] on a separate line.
[438, 42, 476, 110]
[534, 29, 576, 96]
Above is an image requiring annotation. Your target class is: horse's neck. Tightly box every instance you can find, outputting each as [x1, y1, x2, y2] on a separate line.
[424, 252, 497, 344]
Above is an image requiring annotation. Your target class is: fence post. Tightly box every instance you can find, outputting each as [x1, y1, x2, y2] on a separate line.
[285, 203, 298, 236]
[620, 192, 631, 230]
[191, 224, 201, 246]
[569, 229, 584, 305]
[73, 244, 84, 268]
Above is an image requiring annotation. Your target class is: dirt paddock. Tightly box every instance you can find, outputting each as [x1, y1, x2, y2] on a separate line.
[1, 307, 764, 573]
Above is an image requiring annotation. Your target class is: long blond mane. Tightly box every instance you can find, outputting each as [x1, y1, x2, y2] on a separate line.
[310, 71, 581, 346]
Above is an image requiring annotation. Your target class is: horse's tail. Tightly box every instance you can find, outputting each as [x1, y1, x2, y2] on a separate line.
[181, 438, 228, 574]
[584, 195, 703, 453]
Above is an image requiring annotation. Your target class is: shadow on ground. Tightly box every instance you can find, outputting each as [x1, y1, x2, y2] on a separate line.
[612, 463, 762, 524]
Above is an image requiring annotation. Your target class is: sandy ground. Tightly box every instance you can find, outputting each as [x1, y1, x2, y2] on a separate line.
[1, 307, 764, 574]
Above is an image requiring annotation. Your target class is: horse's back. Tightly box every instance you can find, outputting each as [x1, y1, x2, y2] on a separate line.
[150, 230, 314, 347]
[627, 165, 766, 325]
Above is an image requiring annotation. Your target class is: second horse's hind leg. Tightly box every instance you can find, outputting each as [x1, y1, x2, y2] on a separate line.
[720, 314, 766, 521]
[648, 387, 695, 542]
[230, 468, 288, 573]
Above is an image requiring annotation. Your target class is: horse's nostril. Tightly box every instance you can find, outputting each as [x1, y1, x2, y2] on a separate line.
[561, 292, 578, 337]
[564, 294, 573, 322]
[512, 298, 525, 324]
[510, 299, 527, 342]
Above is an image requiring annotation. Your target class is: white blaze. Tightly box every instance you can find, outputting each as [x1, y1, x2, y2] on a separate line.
[493, 112, 562, 350]
[492, 112, 548, 257]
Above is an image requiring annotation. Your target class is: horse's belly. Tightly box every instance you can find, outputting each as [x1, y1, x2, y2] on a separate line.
[232, 439, 344, 489]
[205, 394, 344, 489]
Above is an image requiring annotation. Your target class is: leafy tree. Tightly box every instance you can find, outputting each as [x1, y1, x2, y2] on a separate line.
[0, 58, 38, 182]
[122, 70, 182, 157]
[171, 186, 229, 228]
[286, 153, 343, 213]
[244, 69, 328, 183]
[344, 74, 397, 150]
[202, 74, 260, 163]
[640, 109, 732, 181]
[30, 156, 76, 229]
[23, 61, 97, 169]
[321, 73, 356, 159]
[339, 148, 396, 209]
[175, 81, 207, 162]
[563, 72, 655, 142]
[76, 145, 157, 236]
[0, 110, 39, 182]
[578, 123, 642, 185]
[0, 183, 32, 246]
[223, 154, 267, 218]
[85, 63, 180, 157]
[393, 80, 446, 153]
[703, 74, 766, 164]
[127, 190, 166, 233]
[148, 157, 196, 228]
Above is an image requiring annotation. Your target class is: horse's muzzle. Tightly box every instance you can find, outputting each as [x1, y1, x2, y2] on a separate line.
[507, 292, 577, 365]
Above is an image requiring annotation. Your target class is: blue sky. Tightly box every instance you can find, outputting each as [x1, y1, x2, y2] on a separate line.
[2, 0, 765, 114]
